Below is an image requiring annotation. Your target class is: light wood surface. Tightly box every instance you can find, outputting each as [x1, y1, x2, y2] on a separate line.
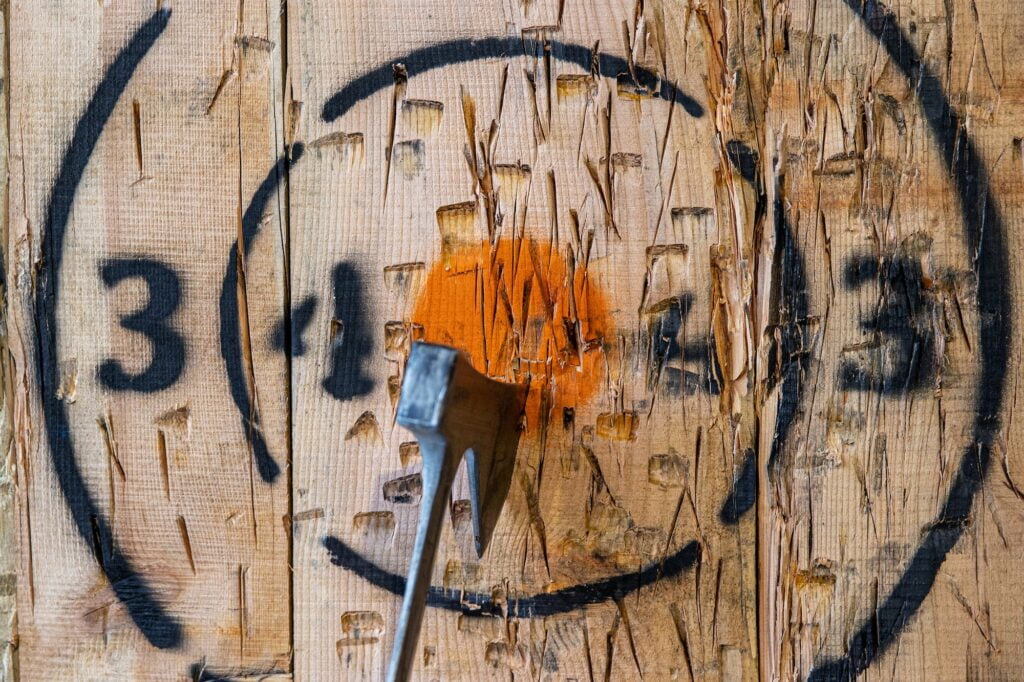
[3, 0, 1023, 680]
[7, 3, 291, 679]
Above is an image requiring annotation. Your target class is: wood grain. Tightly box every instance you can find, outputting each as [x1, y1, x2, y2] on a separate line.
[7, 3, 290, 678]
[756, 0, 1024, 678]
[287, 0, 756, 679]
[0, 5, 12, 679]
[3, 0, 1024, 680]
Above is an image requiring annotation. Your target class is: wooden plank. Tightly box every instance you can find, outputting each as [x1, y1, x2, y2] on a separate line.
[0, 5, 12, 679]
[288, 0, 757, 679]
[755, 0, 1024, 679]
[7, 0, 1024, 680]
[7, 3, 291, 678]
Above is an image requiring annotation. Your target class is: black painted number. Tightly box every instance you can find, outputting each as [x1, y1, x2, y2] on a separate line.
[98, 258, 186, 393]
[839, 253, 939, 394]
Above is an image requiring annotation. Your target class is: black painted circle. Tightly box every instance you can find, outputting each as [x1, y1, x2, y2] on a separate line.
[38, 3, 1007, 672]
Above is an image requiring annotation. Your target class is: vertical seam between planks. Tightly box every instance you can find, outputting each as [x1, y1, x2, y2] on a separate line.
[278, 0, 296, 673]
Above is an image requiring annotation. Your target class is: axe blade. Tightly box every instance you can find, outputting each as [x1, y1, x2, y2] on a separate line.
[388, 342, 527, 682]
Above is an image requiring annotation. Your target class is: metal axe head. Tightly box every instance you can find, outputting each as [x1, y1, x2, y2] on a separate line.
[387, 341, 527, 681]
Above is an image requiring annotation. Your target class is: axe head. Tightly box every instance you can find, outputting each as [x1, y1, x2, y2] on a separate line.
[388, 341, 527, 682]
[397, 341, 527, 555]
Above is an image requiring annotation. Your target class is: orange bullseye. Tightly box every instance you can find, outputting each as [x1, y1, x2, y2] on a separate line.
[412, 238, 610, 427]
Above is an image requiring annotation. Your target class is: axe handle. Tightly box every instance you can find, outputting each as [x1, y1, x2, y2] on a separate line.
[387, 438, 459, 682]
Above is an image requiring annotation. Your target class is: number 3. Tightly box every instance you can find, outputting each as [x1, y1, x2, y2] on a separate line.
[98, 258, 186, 393]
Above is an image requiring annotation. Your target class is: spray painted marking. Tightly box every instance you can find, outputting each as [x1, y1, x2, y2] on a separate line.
[219, 144, 304, 484]
[35, 9, 180, 648]
[99, 257, 186, 393]
[310, 37, 734, 631]
[323, 535, 699, 617]
[321, 37, 704, 123]
[808, 0, 1009, 677]
[308, 8, 1010, 676]
[410, 238, 612, 423]
[36, 0, 1000, 662]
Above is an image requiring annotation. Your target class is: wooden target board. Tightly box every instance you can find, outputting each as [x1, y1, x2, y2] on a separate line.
[4, 1, 1024, 680]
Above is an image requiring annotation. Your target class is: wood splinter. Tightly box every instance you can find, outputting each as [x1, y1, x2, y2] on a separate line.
[389, 341, 527, 682]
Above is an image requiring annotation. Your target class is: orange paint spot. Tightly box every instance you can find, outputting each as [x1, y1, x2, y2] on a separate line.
[411, 238, 609, 426]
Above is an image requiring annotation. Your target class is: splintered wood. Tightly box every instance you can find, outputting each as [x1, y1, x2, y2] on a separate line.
[290, 1, 754, 678]
[4, 0, 1024, 680]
